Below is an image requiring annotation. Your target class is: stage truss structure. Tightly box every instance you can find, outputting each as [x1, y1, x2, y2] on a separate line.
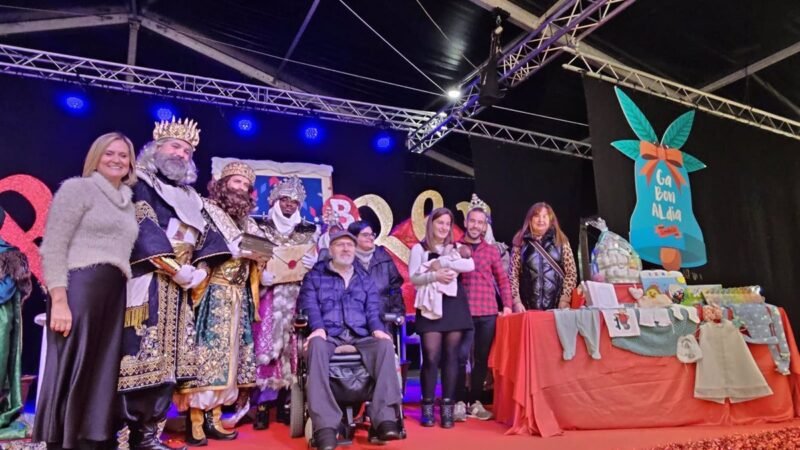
[0, 43, 592, 160]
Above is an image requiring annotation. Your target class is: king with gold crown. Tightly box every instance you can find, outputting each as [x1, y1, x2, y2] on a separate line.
[118, 117, 230, 450]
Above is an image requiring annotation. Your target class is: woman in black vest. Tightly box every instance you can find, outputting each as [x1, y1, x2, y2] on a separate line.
[509, 202, 577, 311]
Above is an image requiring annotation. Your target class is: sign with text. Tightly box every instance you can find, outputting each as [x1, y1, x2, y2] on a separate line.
[611, 87, 707, 270]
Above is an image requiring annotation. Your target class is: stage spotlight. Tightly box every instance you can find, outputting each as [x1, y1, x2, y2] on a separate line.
[238, 118, 253, 131]
[478, 9, 508, 107]
[301, 121, 323, 143]
[373, 132, 394, 152]
[58, 93, 89, 115]
[447, 88, 462, 100]
[156, 107, 174, 121]
[233, 115, 257, 136]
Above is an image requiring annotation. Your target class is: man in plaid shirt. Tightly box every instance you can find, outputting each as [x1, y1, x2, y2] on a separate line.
[454, 197, 513, 421]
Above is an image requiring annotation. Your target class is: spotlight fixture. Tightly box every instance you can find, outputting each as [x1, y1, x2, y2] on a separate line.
[478, 8, 509, 107]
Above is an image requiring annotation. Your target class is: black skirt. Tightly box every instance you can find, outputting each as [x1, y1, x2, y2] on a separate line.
[33, 264, 126, 448]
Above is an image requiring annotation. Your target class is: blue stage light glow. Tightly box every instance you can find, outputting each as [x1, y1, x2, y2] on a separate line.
[300, 120, 323, 144]
[374, 132, 394, 152]
[59, 93, 89, 115]
[233, 115, 257, 136]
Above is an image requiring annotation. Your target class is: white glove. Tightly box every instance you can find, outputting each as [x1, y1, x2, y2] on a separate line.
[301, 249, 318, 270]
[186, 268, 208, 290]
[260, 270, 276, 286]
[229, 236, 243, 259]
[172, 264, 195, 287]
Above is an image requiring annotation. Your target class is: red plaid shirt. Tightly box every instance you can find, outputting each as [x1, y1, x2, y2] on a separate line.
[459, 239, 513, 316]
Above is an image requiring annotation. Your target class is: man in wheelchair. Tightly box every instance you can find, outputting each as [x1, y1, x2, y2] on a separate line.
[298, 229, 403, 450]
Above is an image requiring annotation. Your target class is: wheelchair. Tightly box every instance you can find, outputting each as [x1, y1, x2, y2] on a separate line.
[289, 311, 408, 446]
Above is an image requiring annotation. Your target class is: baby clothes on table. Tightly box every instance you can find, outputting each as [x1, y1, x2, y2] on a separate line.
[638, 308, 671, 327]
[694, 320, 773, 404]
[670, 304, 700, 323]
[729, 303, 790, 375]
[554, 309, 601, 360]
[612, 308, 698, 357]
[602, 308, 641, 338]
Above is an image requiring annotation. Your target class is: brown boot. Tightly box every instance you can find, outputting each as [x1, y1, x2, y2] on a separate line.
[185, 409, 208, 447]
[202, 407, 238, 440]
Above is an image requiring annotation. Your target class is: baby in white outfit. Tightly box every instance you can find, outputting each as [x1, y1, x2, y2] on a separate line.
[414, 245, 471, 319]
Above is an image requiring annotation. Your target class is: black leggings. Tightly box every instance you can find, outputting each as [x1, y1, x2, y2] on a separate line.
[420, 330, 463, 401]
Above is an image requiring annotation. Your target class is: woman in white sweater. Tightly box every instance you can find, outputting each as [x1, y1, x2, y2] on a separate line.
[409, 207, 474, 429]
[34, 132, 139, 450]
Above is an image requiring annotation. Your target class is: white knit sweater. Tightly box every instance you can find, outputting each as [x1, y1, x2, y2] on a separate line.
[40, 172, 138, 289]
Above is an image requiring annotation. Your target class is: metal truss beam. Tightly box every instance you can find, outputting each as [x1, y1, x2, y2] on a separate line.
[0, 13, 129, 35]
[701, 40, 800, 93]
[0, 44, 593, 164]
[468, 0, 681, 104]
[407, 0, 634, 153]
[562, 48, 800, 142]
[137, 16, 301, 92]
[0, 44, 434, 128]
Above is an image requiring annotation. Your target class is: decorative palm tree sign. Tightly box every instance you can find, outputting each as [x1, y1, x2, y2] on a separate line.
[611, 87, 707, 271]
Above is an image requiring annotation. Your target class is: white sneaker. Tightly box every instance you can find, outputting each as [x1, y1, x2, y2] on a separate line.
[468, 401, 493, 421]
[453, 401, 468, 422]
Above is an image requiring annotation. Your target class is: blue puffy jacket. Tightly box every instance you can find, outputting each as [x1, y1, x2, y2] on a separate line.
[298, 261, 385, 338]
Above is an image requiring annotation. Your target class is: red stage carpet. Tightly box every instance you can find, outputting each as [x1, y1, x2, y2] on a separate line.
[161, 409, 800, 450]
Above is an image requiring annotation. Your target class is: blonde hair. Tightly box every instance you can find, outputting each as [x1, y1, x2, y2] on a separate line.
[82, 132, 137, 186]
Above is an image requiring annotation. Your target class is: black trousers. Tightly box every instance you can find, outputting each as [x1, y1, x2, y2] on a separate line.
[306, 335, 401, 431]
[456, 315, 497, 404]
[119, 383, 175, 428]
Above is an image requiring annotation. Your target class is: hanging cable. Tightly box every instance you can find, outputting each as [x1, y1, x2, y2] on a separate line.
[493, 105, 588, 127]
[414, 0, 478, 70]
[0, 3, 586, 127]
[338, 0, 446, 94]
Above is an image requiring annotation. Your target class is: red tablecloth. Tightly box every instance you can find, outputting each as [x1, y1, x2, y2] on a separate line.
[488, 309, 800, 437]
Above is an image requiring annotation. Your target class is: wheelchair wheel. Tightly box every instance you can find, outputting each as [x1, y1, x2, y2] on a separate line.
[289, 381, 305, 438]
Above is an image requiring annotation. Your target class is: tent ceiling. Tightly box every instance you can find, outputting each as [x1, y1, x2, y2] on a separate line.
[0, 0, 797, 163]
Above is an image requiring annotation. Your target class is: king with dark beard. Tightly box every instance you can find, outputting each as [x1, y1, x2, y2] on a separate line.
[174, 161, 267, 446]
[119, 117, 229, 450]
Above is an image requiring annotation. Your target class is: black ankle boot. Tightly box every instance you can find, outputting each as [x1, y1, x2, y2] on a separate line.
[202, 408, 238, 440]
[276, 389, 290, 425]
[253, 402, 270, 430]
[440, 399, 455, 429]
[131, 421, 185, 450]
[420, 399, 435, 427]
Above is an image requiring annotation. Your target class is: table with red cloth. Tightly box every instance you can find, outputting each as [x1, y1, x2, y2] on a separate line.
[488, 309, 800, 437]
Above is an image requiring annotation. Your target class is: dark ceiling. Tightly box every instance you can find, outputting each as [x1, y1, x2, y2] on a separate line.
[0, 0, 798, 167]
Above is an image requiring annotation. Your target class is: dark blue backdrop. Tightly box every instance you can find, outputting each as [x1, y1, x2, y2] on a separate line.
[0, 75, 475, 388]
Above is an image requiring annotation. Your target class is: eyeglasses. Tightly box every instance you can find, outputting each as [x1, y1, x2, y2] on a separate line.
[358, 232, 377, 238]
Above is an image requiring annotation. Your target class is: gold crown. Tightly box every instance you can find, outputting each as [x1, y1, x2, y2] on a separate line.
[268, 175, 306, 205]
[153, 117, 201, 148]
[468, 193, 491, 215]
[221, 161, 256, 184]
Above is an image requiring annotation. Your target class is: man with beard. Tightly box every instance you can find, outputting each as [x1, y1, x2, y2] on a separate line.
[175, 161, 268, 446]
[251, 175, 318, 429]
[454, 194, 512, 422]
[300, 229, 401, 450]
[119, 117, 229, 450]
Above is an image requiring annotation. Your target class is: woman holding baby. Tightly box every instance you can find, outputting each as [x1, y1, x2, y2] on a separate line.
[409, 207, 474, 429]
